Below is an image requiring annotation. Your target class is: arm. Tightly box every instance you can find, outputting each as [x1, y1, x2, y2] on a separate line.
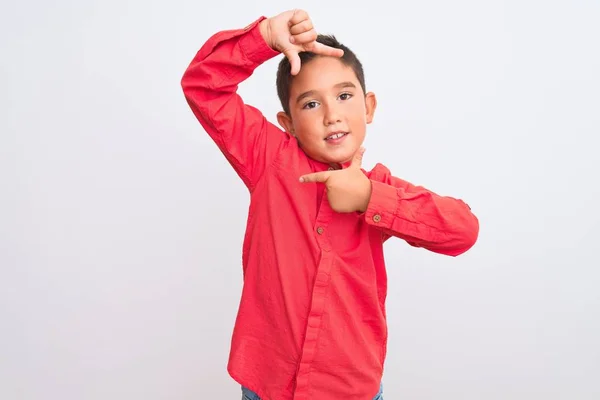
[364, 163, 479, 257]
[298, 150, 479, 257]
[181, 11, 344, 191]
[180, 17, 286, 191]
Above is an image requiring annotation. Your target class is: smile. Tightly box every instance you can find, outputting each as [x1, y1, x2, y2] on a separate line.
[325, 132, 348, 141]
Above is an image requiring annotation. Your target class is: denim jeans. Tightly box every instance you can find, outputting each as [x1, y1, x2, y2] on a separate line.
[241, 382, 384, 399]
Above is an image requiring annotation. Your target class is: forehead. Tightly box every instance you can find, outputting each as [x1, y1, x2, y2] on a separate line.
[289, 56, 361, 95]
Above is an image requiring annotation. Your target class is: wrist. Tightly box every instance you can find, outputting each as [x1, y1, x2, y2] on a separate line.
[358, 178, 372, 213]
[259, 19, 274, 50]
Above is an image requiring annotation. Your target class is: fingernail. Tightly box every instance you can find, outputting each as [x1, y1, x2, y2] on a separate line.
[299, 177, 304, 182]
[289, 36, 295, 44]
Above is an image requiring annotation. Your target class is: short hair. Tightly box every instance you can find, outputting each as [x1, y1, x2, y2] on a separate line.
[276, 34, 366, 115]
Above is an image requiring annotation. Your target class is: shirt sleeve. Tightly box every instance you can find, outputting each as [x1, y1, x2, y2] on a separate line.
[363, 163, 480, 256]
[180, 17, 291, 191]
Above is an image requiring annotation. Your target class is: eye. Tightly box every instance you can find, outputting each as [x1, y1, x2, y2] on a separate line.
[302, 101, 319, 110]
[338, 92, 353, 101]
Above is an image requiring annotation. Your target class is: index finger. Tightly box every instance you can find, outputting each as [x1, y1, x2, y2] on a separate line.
[307, 41, 344, 58]
[299, 171, 331, 183]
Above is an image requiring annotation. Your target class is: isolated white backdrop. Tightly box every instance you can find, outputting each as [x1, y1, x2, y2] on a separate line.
[1, 0, 599, 399]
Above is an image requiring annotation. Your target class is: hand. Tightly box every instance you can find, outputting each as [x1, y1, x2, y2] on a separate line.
[259, 9, 344, 75]
[299, 148, 372, 213]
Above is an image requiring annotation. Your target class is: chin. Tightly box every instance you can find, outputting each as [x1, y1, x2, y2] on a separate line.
[324, 151, 355, 165]
[306, 144, 358, 165]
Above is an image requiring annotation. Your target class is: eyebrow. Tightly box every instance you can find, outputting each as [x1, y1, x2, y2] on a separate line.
[295, 81, 357, 104]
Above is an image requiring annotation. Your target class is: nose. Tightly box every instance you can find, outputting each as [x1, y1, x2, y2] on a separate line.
[323, 102, 342, 126]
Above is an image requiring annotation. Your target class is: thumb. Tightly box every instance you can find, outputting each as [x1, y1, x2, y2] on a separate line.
[284, 48, 301, 75]
[351, 146, 366, 168]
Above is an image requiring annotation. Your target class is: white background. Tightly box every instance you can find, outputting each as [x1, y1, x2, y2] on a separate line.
[2, 0, 599, 399]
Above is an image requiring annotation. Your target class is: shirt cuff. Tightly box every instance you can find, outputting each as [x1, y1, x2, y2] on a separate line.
[364, 180, 399, 229]
[239, 17, 280, 66]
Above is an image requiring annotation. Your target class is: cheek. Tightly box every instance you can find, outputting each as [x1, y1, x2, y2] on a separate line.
[295, 113, 323, 133]
[293, 118, 323, 144]
[349, 107, 367, 125]
[347, 101, 366, 118]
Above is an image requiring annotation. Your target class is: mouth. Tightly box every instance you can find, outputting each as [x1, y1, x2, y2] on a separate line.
[324, 131, 349, 141]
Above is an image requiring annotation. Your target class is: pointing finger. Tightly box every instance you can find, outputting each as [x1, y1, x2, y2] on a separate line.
[306, 41, 344, 58]
[299, 171, 331, 183]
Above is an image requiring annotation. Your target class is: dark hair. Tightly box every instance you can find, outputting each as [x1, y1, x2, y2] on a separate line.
[276, 34, 366, 115]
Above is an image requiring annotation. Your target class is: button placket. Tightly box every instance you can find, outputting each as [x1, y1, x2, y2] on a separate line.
[295, 181, 335, 393]
[314, 181, 332, 251]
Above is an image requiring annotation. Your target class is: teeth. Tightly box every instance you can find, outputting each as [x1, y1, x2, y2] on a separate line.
[326, 132, 346, 140]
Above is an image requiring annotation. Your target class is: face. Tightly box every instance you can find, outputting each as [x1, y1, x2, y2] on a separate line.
[277, 56, 377, 166]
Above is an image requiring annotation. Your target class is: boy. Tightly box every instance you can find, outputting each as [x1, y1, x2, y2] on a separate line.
[181, 9, 479, 400]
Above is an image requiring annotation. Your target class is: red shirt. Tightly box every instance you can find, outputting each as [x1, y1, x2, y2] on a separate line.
[181, 16, 479, 400]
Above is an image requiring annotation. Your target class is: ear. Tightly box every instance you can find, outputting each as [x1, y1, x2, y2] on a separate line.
[364, 92, 377, 124]
[277, 112, 295, 135]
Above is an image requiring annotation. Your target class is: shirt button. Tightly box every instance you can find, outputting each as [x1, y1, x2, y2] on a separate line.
[373, 214, 381, 223]
[316, 226, 324, 235]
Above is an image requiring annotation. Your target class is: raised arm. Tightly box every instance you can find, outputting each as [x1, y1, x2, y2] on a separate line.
[180, 17, 284, 190]
[181, 11, 344, 191]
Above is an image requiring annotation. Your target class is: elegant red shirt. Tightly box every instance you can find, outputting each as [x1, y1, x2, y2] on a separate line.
[181, 16, 479, 400]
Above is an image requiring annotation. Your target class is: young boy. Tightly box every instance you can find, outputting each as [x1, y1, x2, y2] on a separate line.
[181, 9, 479, 400]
